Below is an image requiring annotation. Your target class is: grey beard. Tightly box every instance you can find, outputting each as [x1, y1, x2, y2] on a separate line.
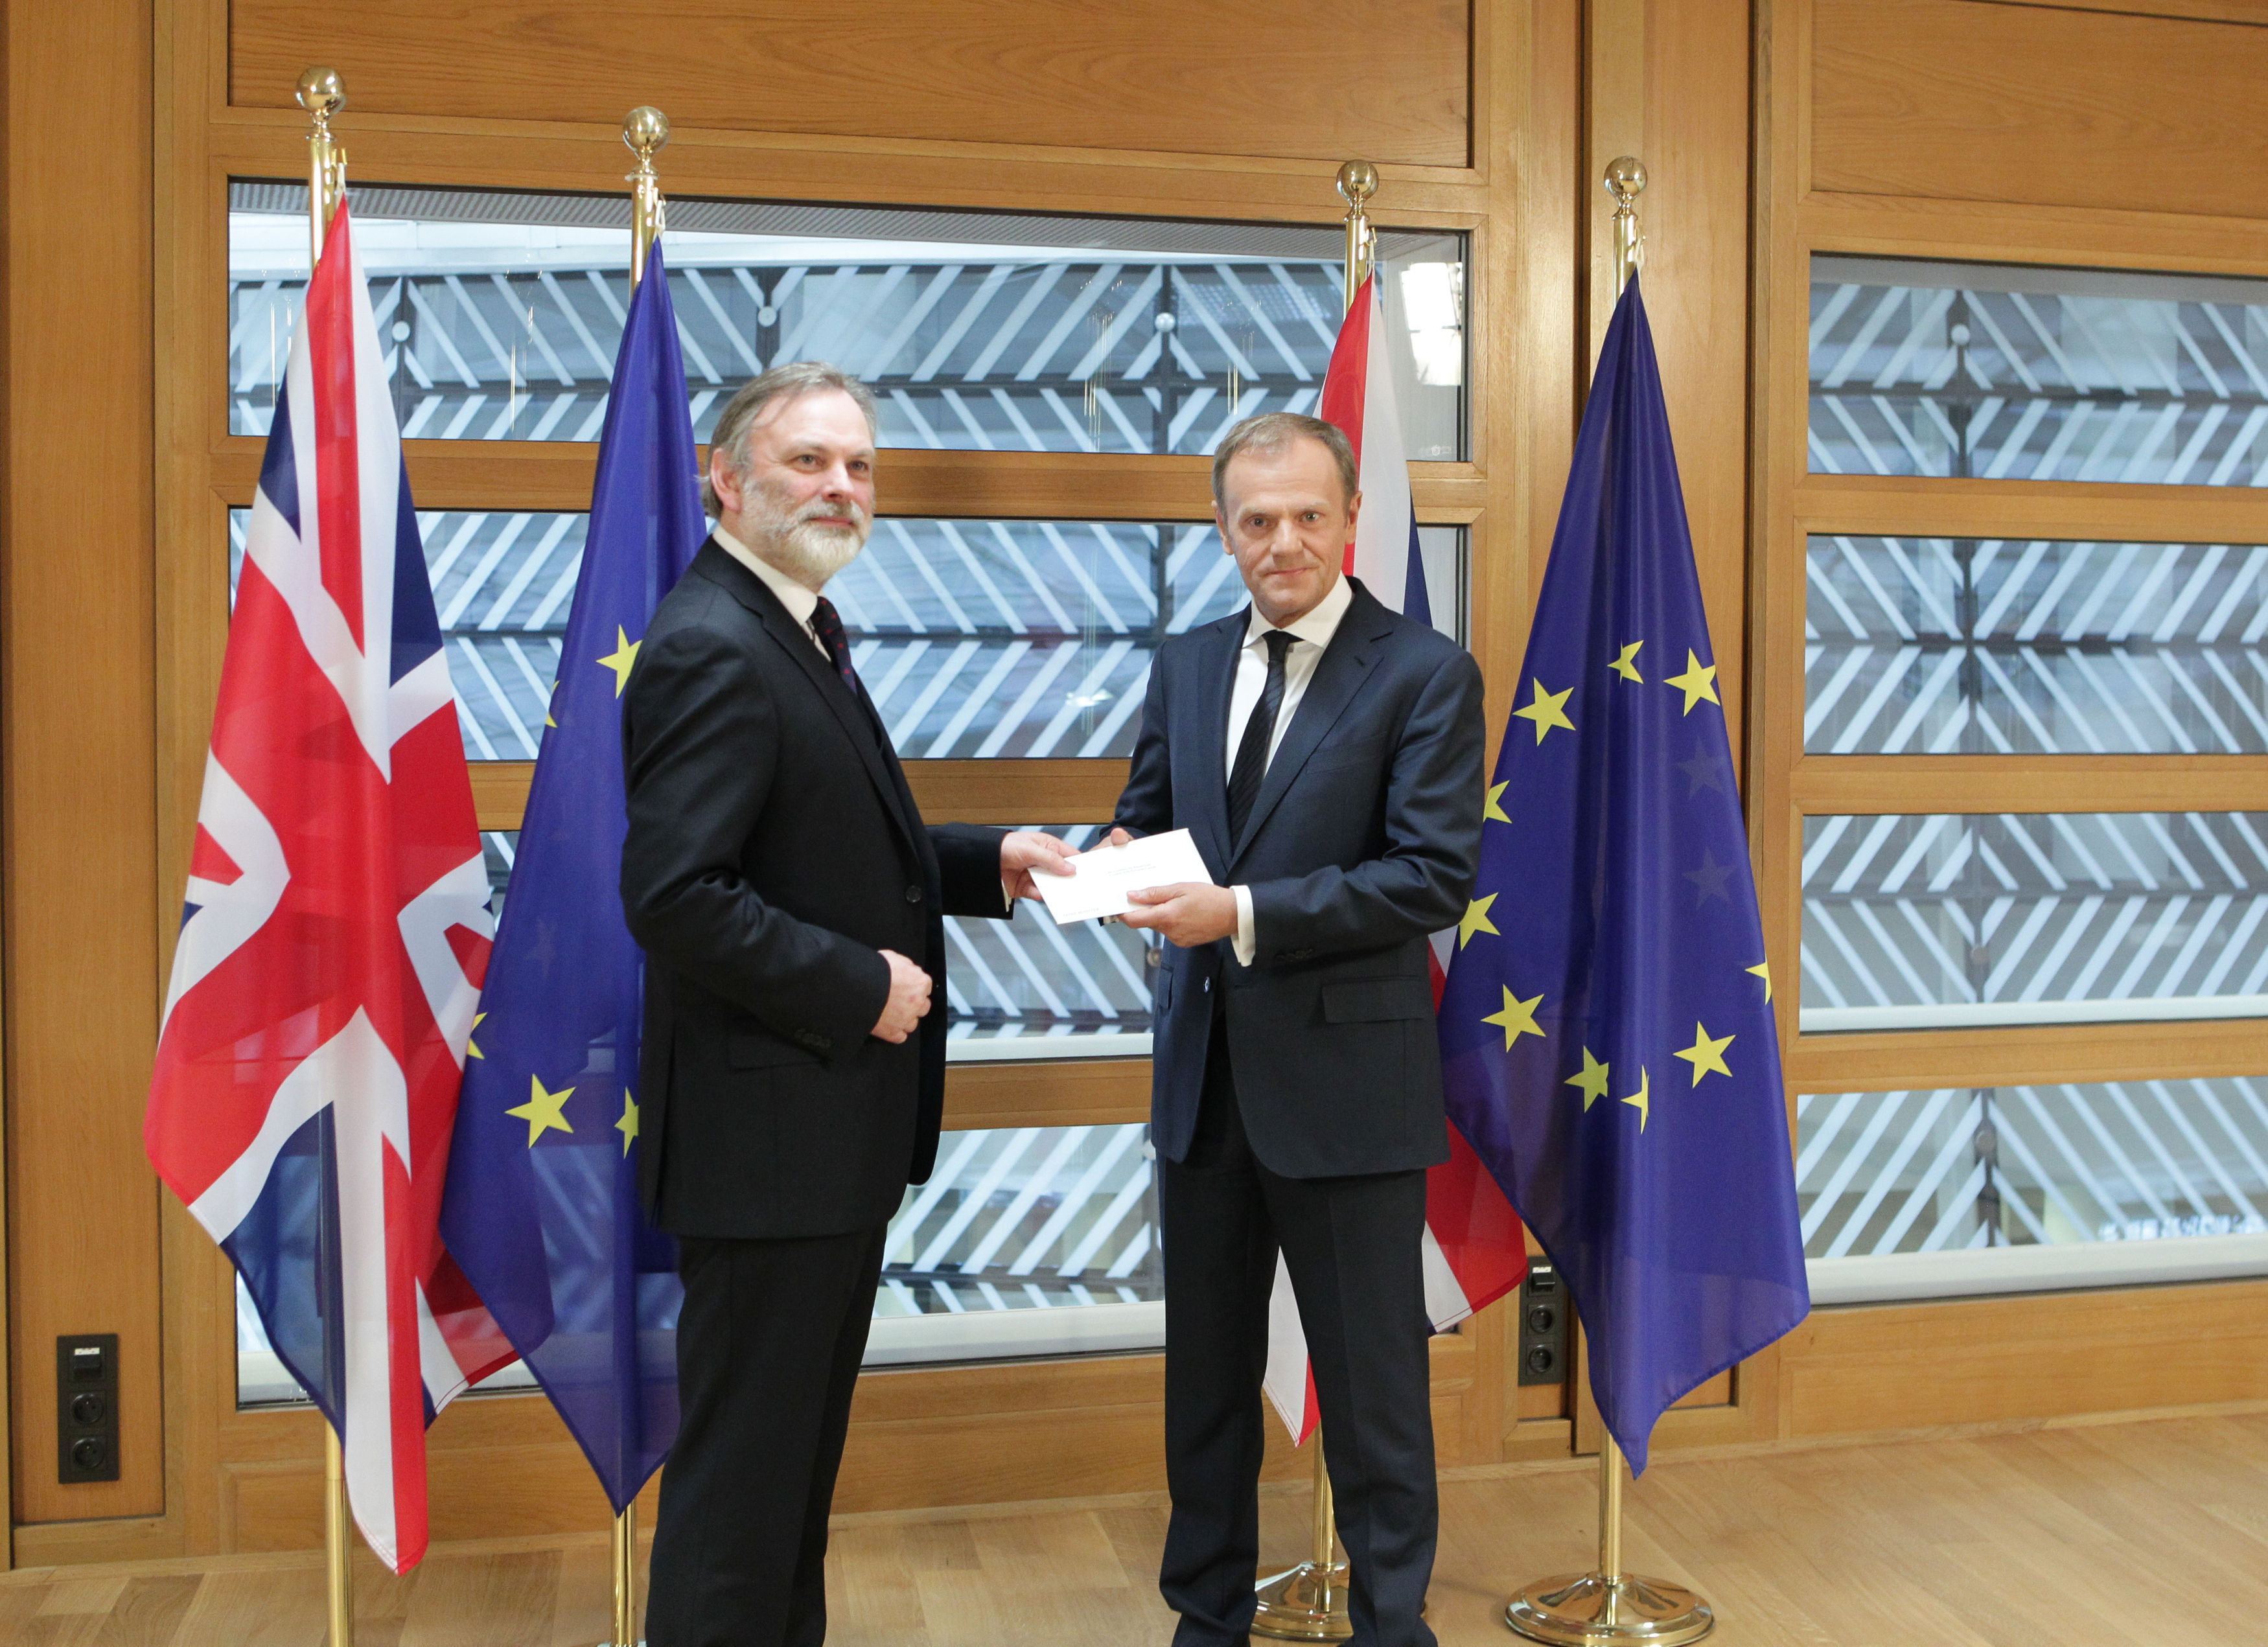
[764, 521, 865, 587]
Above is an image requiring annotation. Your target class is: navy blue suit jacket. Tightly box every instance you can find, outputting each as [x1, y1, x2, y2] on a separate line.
[1114, 577, 1486, 1179]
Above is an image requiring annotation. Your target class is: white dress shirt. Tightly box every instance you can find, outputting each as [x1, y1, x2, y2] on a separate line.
[1223, 573, 1354, 965]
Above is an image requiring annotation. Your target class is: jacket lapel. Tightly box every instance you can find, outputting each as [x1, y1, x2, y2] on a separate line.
[1188, 610, 1245, 875]
[691, 541, 922, 856]
[1228, 581, 1391, 870]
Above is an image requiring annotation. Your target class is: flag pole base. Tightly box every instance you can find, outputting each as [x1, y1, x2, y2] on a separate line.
[1253, 1431, 1352, 1641]
[1252, 1558, 1354, 1642]
[1503, 1572, 1713, 1646]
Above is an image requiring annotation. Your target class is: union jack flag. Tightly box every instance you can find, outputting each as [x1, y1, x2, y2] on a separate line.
[146, 205, 508, 1573]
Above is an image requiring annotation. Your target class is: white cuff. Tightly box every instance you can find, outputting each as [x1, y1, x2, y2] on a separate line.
[1001, 876, 1016, 912]
[1232, 884, 1256, 968]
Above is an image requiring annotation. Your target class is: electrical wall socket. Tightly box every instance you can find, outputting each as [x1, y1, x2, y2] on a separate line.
[56, 1334, 120, 1484]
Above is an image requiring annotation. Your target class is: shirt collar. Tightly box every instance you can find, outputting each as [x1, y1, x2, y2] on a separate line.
[713, 524, 820, 628]
[1243, 571, 1354, 652]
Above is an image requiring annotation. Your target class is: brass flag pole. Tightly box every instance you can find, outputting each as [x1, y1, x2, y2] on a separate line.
[1499, 159, 1711, 1647]
[299, 65, 357, 1647]
[1604, 157, 1645, 298]
[598, 109, 669, 1647]
[299, 66, 348, 271]
[1249, 157, 1382, 1644]
[625, 105, 669, 290]
[324, 1424, 354, 1647]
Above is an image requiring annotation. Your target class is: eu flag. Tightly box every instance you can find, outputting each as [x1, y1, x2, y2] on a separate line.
[1437, 279, 1808, 1473]
[439, 242, 704, 1512]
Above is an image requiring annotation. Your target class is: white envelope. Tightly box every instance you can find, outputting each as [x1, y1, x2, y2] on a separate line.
[1032, 829, 1216, 925]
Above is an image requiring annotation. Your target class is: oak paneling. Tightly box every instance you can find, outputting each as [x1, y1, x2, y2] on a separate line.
[1790, 755, 2268, 816]
[1777, 1280, 2268, 1436]
[942, 1059, 1150, 1131]
[1813, 0, 2268, 220]
[227, 0, 1472, 168]
[1787, 1015, 2268, 1093]
[1585, 0, 1755, 754]
[6, 0, 165, 1524]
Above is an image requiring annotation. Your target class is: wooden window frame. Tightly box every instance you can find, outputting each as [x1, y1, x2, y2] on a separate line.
[1752, 0, 2268, 1116]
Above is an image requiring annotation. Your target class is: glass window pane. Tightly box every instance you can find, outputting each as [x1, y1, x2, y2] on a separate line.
[946, 825, 1158, 1061]
[869, 1122, 1161, 1365]
[1797, 1081, 2268, 1259]
[1801, 812, 2268, 1032]
[234, 507, 1465, 765]
[1809, 255, 2268, 485]
[1804, 535, 2268, 754]
[246, 1116, 1161, 1401]
[229, 181, 1468, 459]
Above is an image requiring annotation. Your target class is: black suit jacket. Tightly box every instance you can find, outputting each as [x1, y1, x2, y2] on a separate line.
[1115, 578, 1485, 1179]
[620, 538, 1008, 1239]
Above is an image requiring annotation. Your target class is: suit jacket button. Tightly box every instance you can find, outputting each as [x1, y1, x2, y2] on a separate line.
[905, 884, 923, 904]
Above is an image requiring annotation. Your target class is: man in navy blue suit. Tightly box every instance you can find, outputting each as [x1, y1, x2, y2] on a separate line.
[1113, 413, 1486, 1647]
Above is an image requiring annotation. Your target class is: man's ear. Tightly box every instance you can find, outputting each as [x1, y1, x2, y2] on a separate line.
[708, 451, 743, 517]
[1215, 508, 1234, 557]
[1344, 488, 1363, 540]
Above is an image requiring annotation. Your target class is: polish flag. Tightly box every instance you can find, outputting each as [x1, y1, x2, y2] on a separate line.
[1260, 274, 1531, 1441]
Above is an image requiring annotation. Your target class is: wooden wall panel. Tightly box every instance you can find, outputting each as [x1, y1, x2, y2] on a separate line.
[1777, 1281, 2268, 1436]
[5, 0, 164, 1525]
[1812, 0, 2268, 220]
[227, 0, 1471, 168]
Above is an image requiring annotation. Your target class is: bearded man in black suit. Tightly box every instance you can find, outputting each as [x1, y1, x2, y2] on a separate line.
[621, 362, 1072, 1647]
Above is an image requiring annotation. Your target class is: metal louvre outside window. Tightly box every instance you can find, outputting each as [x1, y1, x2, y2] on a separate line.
[1809, 255, 2268, 485]
[1797, 250, 2268, 1308]
[1805, 535, 2268, 756]
[227, 183, 1466, 461]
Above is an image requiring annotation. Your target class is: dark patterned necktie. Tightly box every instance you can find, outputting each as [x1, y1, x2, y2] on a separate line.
[1227, 629, 1297, 843]
[808, 595, 860, 691]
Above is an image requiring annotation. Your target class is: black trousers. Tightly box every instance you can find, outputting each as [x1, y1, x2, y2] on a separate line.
[1158, 1017, 1439, 1647]
[645, 1223, 888, 1647]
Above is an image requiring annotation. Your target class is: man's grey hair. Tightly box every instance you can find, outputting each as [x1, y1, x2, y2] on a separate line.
[702, 362, 881, 517]
[1209, 412, 1358, 510]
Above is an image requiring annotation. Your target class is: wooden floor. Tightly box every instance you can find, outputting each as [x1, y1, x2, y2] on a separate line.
[3, 1409, 2265, 1645]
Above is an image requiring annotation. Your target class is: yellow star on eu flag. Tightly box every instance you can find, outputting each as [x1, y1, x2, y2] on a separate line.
[1565, 1047, 1610, 1109]
[1483, 987, 1545, 1048]
[616, 1090, 640, 1157]
[1458, 893, 1501, 948]
[597, 627, 642, 697]
[467, 1011, 486, 1061]
[506, 1075, 575, 1147]
[1610, 641, 1645, 682]
[1748, 961, 1772, 1002]
[1674, 1021, 1735, 1086]
[1621, 1066, 1652, 1131]
[1664, 650, 1720, 715]
[1484, 781, 1510, 825]
[1513, 678, 1575, 743]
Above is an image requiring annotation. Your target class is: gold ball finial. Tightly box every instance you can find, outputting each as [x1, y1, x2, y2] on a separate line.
[1604, 156, 1647, 204]
[295, 65, 345, 120]
[1336, 159, 1378, 208]
[624, 106, 671, 159]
